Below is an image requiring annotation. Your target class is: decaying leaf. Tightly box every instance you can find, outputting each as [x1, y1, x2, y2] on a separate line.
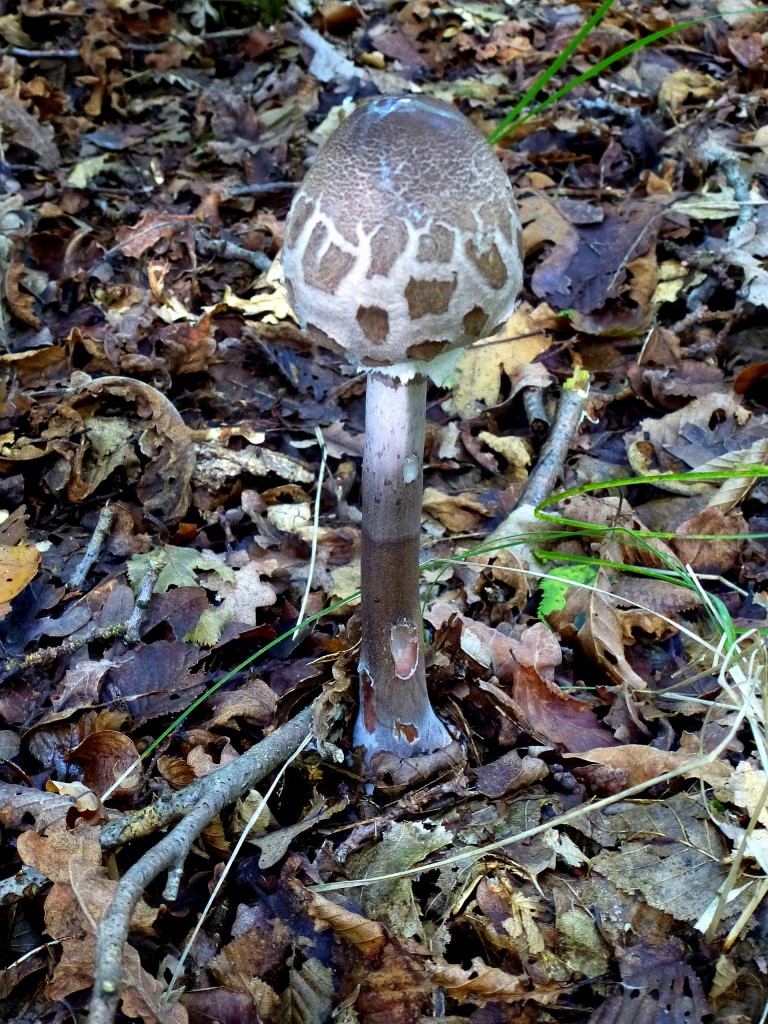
[127, 546, 235, 594]
[448, 302, 553, 418]
[347, 820, 453, 939]
[590, 794, 747, 926]
[307, 891, 387, 959]
[422, 487, 491, 532]
[717, 760, 768, 827]
[553, 887, 609, 979]
[569, 743, 731, 789]
[0, 540, 40, 604]
[280, 957, 335, 1024]
[509, 623, 619, 751]
[659, 69, 724, 111]
[209, 920, 289, 1009]
[7, 375, 197, 521]
[551, 588, 649, 694]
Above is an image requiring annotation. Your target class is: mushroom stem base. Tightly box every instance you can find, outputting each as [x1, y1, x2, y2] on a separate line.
[353, 372, 451, 762]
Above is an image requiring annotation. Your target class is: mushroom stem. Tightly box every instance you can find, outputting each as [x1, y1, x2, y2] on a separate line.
[353, 371, 452, 761]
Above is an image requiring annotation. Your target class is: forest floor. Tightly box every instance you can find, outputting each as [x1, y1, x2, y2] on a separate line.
[1, 1, 768, 1022]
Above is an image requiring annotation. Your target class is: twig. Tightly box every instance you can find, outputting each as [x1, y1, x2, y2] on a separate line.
[200, 26, 262, 40]
[103, 702, 316, 848]
[162, 861, 184, 902]
[2, 558, 162, 679]
[699, 138, 754, 236]
[69, 505, 116, 591]
[1, 623, 127, 678]
[293, 427, 327, 641]
[227, 181, 297, 197]
[289, 13, 361, 84]
[89, 701, 316, 1024]
[125, 558, 160, 644]
[4, 936, 70, 972]
[520, 369, 590, 509]
[4, 47, 79, 58]
[479, 371, 590, 552]
[687, 137, 756, 310]
[164, 729, 313, 998]
[197, 235, 271, 271]
[522, 385, 550, 435]
[669, 306, 731, 336]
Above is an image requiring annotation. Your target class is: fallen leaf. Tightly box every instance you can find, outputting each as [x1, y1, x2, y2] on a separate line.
[422, 487, 490, 532]
[659, 69, 724, 111]
[509, 623, 619, 752]
[0, 541, 40, 603]
[569, 744, 731, 788]
[449, 302, 552, 418]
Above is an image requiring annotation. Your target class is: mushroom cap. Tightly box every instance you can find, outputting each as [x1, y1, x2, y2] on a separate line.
[281, 95, 523, 369]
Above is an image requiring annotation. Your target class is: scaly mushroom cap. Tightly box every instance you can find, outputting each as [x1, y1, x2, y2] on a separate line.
[282, 95, 523, 369]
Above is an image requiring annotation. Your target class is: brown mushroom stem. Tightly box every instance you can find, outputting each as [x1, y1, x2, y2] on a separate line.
[353, 371, 452, 760]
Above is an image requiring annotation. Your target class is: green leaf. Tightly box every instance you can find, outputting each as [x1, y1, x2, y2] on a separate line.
[538, 564, 599, 621]
[184, 606, 229, 646]
[127, 546, 235, 594]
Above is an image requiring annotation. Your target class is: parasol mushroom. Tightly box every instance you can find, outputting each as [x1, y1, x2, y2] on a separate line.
[281, 95, 524, 763]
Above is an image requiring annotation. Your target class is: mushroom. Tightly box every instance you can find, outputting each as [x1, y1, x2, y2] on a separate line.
[281, 95, 523, 763]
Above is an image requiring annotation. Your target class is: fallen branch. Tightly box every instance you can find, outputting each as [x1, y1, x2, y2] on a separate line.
[482, 369, 590, 555]
[521, 383, 550, 436]
[68, 504, 116, 591]
[1, 561, 159, 679]
[88, 701, 316, 1024]
[196, 234, 271, 271]
[1, 623, 127, 678]
[520, 368, 590, 510]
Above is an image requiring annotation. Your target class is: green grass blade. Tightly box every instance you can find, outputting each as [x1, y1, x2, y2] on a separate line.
[535, 465, 768, 536]
[488, 0, 620, 142]
[489, 8, 768, 143]
[107, 592, 359, 782]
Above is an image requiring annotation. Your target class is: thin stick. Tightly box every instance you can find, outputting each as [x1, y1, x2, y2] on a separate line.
[197, 235, 271, 271]
[88, 702, 315, 1024]
[1, 623, 126, 678]
[521, 371, 590, 509]
[522, 385, 550, 433]
[124, 559, 160, 646]
[293, 427, 327, 641]
[227, 182, 298, 197]
[5, 47, 79, 58]
[69, 505, 116, 590]
[164, 730, 313, 1000]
